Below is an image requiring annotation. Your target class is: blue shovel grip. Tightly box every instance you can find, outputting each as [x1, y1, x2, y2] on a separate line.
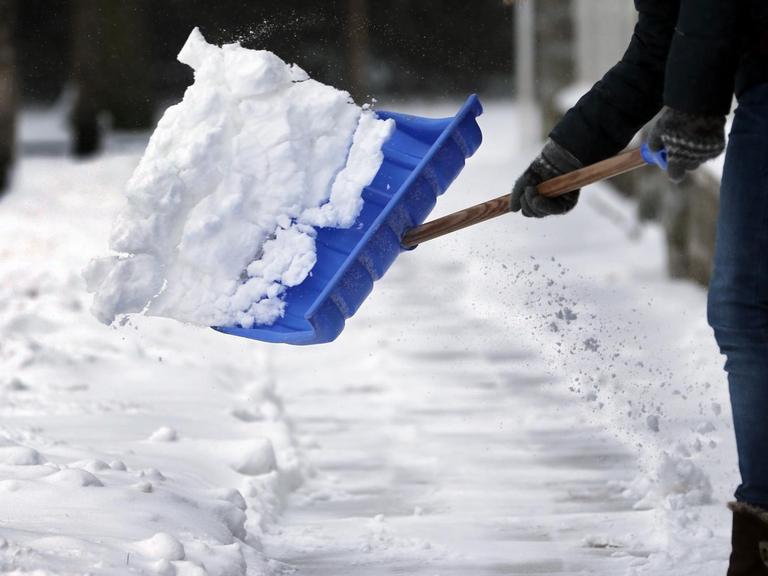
[641, 142, 668, 170]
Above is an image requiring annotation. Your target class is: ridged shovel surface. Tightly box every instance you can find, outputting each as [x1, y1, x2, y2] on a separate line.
[215, 94, 484, 345]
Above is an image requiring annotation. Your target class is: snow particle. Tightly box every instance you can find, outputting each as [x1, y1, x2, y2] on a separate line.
[583, 337, 600, 352]
[556, 307, 578, 324]
[696, 421, 716, 435]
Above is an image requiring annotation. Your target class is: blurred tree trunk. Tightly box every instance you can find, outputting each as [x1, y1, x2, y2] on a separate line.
[514, 0, 535, 104]
[100, 0, 152, 131]
[535, 0, 574, 137]
[346, 0, 369, 103]
[71, 0, 153, 157]
[71, 0, 103, 156]
[0, 0, 16, 192]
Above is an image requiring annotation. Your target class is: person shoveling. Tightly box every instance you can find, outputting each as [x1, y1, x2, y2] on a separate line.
[508, 2, 768, 574]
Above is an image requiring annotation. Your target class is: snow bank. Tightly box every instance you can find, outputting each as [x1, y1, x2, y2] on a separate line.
[1, 151, 306, 575]
[85, 27, 393, 329]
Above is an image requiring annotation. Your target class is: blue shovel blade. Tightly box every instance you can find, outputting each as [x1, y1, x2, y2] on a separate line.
[214, 94, 484, 345]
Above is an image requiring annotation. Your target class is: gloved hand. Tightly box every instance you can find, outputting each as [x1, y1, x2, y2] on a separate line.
[510, 139, 583, 218]
[648, 107, 726, 183]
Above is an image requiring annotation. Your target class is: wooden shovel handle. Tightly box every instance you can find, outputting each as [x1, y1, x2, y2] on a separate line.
[401, 147, 646, 248]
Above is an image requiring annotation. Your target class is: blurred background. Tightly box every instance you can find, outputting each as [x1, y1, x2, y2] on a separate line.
[0, 0, 720, 285]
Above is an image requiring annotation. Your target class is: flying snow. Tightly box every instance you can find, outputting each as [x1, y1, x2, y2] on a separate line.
[85, 27, 393, 329]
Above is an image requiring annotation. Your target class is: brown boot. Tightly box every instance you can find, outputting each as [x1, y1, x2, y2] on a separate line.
[728, 502, 768, 575]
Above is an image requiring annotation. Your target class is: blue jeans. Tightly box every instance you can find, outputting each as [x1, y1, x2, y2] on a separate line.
[708, 82, 768, 508]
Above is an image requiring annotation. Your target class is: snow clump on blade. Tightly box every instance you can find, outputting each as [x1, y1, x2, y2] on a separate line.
[84, 27, 393, 329]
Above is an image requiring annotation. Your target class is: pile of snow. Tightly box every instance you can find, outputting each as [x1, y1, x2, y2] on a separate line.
[0, 147, 306, 575]
[85, 27, 393, 329]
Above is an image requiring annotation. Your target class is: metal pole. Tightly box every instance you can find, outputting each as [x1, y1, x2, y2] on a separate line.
[514, 0, 535, 104]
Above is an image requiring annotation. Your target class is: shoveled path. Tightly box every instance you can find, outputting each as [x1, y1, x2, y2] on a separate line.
[264, 246, 650, 574]
[259, 98, 661, 572]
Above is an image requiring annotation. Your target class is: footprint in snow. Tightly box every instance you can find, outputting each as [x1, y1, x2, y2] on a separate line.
[0, 446, 44, 466]
[4, 378, 30, 391]
[206, 487, 248, 511]
[138, 468, 166, 482]
[132, 480, 154, 493]
[45, 468, 103, 488]
[68, 459, 110, 473]
[133, 532, 186, 562]
[148, 426, 179, 442]
[230, 407, 263, 423]
[231, 439, 277, 476]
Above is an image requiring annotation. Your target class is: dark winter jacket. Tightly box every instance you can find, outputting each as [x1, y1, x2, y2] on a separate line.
[550, 0, 768, 165]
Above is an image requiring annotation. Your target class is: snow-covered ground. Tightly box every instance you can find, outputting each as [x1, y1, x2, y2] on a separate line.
[0, 101, 738, 575]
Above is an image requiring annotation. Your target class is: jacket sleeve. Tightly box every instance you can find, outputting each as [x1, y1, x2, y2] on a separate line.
[664, 0, 741, 116]
[550, 1, 679, 165]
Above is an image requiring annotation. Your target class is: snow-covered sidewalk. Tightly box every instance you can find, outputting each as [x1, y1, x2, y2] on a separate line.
[263, 248, 649, 574]
[1, 101, 739, 575]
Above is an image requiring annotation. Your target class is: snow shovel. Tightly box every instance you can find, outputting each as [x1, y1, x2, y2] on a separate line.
[214, 94, 667, 346]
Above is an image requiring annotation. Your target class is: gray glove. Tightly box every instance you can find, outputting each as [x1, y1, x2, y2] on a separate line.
[510, 139, 583, 218]
[648, 107, 726, 183]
